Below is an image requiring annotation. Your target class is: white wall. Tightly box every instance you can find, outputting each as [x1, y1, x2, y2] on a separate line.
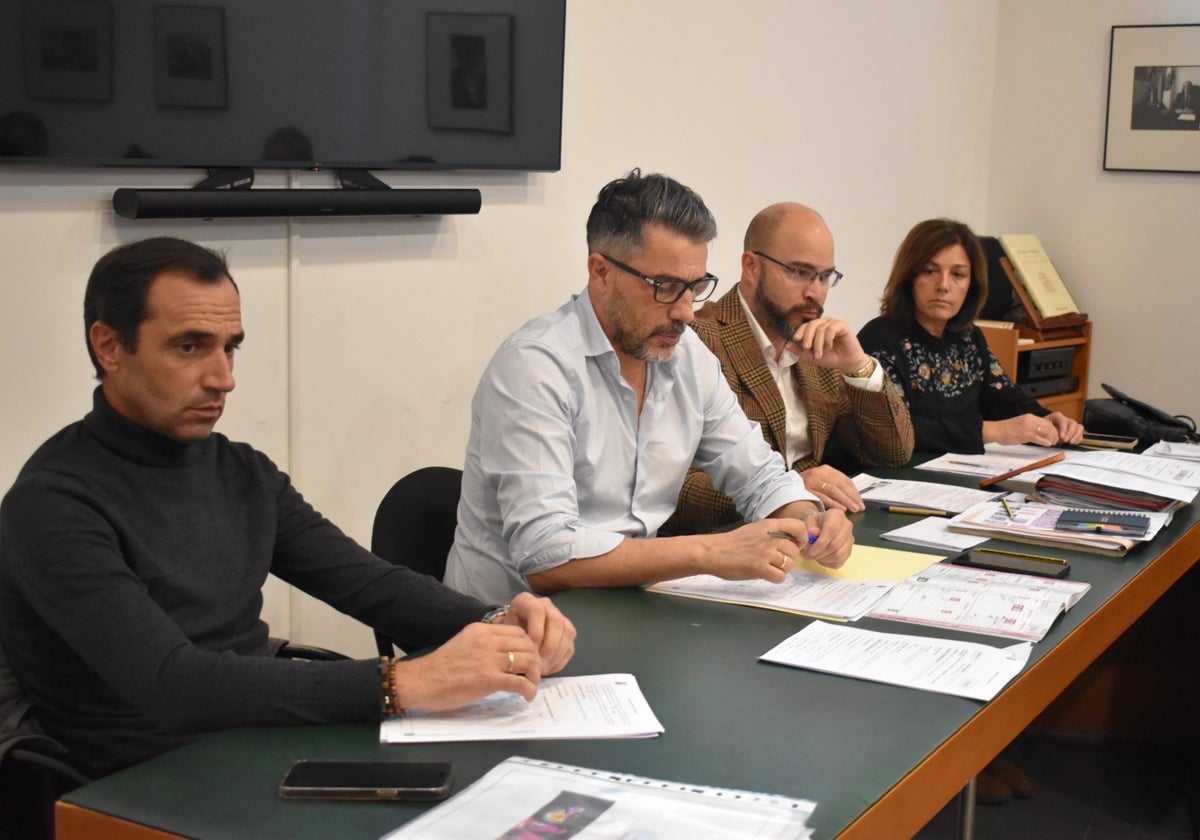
[283, 0, 1001, 653]
[988, 0, 1200, 424]
[2, 1, 1191, 656]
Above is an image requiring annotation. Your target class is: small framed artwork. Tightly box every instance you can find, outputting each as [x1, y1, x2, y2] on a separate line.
[154, 4, 228, 109]
[22, 0, 114, 103]
[1105, 24, 1200, 174]
[426, 12, 513, 134]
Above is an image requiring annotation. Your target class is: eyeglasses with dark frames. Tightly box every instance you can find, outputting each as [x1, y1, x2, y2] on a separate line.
[752, 251, 843, 289]
[602, 254, 719, 304]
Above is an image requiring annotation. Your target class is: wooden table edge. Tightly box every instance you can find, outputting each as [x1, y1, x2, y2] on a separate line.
[837, 523, 1200, 838]
[56, 801, 184, 839]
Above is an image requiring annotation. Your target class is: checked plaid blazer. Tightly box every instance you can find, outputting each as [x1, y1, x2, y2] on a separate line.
[666, 284, 914, 535]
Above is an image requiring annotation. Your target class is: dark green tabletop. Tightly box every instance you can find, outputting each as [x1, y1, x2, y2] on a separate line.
[61, 470, 1200, 839]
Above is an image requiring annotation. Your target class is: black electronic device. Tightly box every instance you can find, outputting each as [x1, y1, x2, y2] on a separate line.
[1078, 431, 1139, 450]
[1, 1, 565, 174]
[278, 760, 452, 801]
[949, 548, 1071, 578]
[1017, 347, 1076, 382]
[1102, 383, 1196, 433]
[976, 236, 1023, 320]
[112, 186, 483, 219]
[1084, 383, 1199, 444]
[1020, 376, 1079, 399]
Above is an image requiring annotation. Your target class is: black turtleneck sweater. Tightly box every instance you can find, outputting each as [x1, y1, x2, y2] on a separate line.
[0, 388, 487, 776]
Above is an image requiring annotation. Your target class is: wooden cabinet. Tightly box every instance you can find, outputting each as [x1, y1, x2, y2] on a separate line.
[978, 321, 1091, 422]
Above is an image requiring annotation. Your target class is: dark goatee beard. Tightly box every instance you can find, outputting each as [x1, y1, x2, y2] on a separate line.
[755, 283, 822, 343]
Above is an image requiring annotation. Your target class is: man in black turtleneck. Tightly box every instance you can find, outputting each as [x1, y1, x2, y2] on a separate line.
[0, 237, 575, 777]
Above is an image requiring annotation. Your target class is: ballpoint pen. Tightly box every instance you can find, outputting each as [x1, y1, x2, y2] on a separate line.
[767, 529, 819, 545]
[1001, 498, 1015, 519]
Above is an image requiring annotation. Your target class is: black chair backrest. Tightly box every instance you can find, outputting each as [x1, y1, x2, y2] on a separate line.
[1, 642, 88, 840]
[370, 466, 463, 656]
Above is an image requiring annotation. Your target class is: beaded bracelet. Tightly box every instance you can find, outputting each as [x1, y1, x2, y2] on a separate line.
[378, 656, 401, 719]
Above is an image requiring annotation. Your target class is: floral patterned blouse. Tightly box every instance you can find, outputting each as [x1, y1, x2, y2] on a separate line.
[857, 314, 1047, 455]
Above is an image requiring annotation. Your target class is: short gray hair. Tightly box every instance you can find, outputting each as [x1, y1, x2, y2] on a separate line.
[586, 168, 716, 257]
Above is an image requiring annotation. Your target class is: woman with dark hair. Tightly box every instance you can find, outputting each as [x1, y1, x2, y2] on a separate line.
[857, 218, 1082, 456]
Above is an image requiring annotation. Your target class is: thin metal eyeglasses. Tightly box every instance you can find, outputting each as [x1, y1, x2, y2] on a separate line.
[602, 254, 719, 304]
[752, 251, 843, 289]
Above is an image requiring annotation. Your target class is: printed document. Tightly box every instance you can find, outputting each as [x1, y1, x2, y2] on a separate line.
[647, 544, 940, 620]
[917, 444, 1063, 478]
[761, 620, 1031, 701]
[1036, 462, 1196, 508]
[1144, 441, 1200, 462]
[384, 756, 816, 840]
[867, 562, 1089, 642]
[854, 473, 1001, 513]
[881, 516, 989, 553]
[380, 674, 663, 743]
[1052, 450, 1200, 489]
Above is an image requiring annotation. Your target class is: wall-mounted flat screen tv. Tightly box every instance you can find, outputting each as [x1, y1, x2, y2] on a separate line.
[0, 0, 565, 172]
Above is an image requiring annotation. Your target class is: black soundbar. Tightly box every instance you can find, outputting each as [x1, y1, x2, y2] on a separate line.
[112, 187, 482, 219]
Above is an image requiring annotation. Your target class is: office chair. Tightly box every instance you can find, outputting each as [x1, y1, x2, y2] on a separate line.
[370, 466, 464, 657]
[0, 637, 344, 840]
[267, 637, 349, 661]
[1, 732, 89, 840]
[1, 640, 88, 840]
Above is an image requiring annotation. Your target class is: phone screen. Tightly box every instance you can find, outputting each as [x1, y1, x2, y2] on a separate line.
[279, 760, 453, 801]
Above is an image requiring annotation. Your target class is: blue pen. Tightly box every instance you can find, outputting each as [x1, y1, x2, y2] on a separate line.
[768, 529, 818, 546]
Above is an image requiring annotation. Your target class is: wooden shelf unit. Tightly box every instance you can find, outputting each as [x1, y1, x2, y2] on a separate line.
[979, 320, 1091, 422]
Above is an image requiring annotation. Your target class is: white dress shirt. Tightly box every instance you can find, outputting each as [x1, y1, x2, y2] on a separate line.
[445, 289, 817, 603]
[737, 289, 883, 469]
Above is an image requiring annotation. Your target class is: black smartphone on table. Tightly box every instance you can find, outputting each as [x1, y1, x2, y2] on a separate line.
[1078, 431, 1139, 450]
[949, 548, 1071, 578]
[278, 759, 453, 801]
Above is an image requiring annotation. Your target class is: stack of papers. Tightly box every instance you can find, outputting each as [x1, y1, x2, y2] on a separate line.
[380, 674, 663, 743]
[385, 757, 817, 840]
[646, 544, 940, 621]
[1144, 441, 1200, 462]
[760, 620, 1031, 701]
[916, 444, 1063, 478]
[947, 499, 1169, 556]
[880, 516, 989, 553]
[866, 562, 1090, 642]
[1034, 450, 1199, 512]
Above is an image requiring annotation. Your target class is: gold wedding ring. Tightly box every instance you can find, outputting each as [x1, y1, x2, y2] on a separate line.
[820, 481, 829, 491]
[506, 651, 515, 673]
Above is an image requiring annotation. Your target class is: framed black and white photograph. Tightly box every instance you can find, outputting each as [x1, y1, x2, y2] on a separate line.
[22, 0, 113, 103]
[426, 12, 513, 134]
[1105, 24, 1200, 173]
[154, 5, 227, 109]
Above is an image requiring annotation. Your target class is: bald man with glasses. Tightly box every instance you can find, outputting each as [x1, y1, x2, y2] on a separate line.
[445, 172, 854, 605]
[668, 203, 914, 536]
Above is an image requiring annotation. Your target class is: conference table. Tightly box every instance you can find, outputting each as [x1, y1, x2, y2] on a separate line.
[56, 468, 1200, 839]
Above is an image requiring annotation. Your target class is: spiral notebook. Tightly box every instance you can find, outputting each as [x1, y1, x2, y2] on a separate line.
[947, 499, 1168, 557]
[1054, 509, 1150, 538]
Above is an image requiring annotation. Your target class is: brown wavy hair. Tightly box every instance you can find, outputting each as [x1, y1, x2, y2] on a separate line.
[879, 218, 987, 334]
